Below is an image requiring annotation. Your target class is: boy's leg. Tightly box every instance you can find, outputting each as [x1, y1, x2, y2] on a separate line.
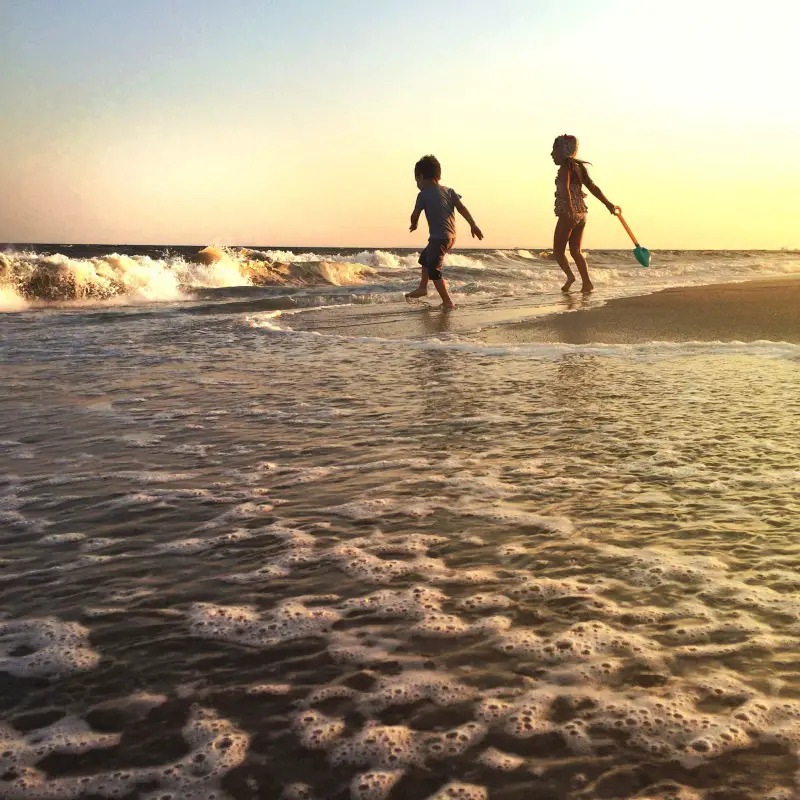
[553, 217, 575, 291]
[405, 266, 429, 298]
[568, 220, 592, 292]
[432, 278, 454, 309]
[406, 246, 430, 298]
[430, 238, 455, 309]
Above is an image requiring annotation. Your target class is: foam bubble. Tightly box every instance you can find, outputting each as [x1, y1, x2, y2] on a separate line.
[429, 567, 501, 586]
[292, 709, 346, 750]
[350, 770, 404, 800]
[423, 722, 487, 760]
[362, 670, 476, 712]
[301, 685, 358, 706]
[327, 544, 429, 584]
[0, 704, 249, 798]
[411, 613, 472, 638]
[38, 532, 86, 545]
[425, 782, 488, 800]
[475, 747, 525, 771]
[508, 575, 605, 600]
[474, 698, 516, 724]
[188, 600, 341, 649]
[246, 683, 292, 695]
[597, 544, 729, 588]
[455, 593, 512, 612]
[0, 617, 100, 678]
[496, 689, 559, 739]
[330, 724, 422, 768]
[342, 584, 446, 619]
[469, 615, 513, 635]
[495, 619, 666, 670]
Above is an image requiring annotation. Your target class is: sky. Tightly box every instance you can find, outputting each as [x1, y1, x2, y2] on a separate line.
[1, 0, 798, 249]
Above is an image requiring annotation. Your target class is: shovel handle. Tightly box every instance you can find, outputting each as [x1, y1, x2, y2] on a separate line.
[613, 206, 639, 246]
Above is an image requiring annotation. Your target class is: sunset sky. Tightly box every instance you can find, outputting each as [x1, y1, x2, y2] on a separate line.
[1, 0, 797, 249]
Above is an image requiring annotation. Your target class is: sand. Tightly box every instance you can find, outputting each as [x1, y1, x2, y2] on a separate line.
[482, 277, 800, 345]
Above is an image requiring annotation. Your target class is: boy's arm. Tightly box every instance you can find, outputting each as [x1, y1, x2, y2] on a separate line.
[579, 164, 615, 213]
[454, 198, 484, 240]
[409, 193, 423, 232]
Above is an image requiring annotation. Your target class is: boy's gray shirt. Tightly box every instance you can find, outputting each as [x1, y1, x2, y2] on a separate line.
[414, 185, 461, 240]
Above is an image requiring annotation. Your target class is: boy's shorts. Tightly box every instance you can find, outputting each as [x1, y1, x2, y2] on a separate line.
[419, 237, 455, 281]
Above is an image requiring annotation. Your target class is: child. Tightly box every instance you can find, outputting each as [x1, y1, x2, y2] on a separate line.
[551, 135, 615, 292]
[406, 154, 483, 310]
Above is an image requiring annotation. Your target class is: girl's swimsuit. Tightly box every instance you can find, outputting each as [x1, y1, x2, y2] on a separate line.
[554, 162, 588, 222]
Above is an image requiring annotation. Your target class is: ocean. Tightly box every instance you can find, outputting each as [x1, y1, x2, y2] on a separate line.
[1, 243, 799, 799]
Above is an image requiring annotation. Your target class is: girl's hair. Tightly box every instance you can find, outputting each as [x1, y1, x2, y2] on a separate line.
[553, 134, 591, 166]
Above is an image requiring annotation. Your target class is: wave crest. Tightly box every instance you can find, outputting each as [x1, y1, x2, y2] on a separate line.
[0, 247, 379, 307]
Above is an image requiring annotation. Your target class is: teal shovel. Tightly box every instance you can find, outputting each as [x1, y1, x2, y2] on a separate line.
[614, 206, 650, 267]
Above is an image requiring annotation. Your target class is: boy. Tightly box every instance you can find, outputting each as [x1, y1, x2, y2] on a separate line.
[406, 155, 483, 310]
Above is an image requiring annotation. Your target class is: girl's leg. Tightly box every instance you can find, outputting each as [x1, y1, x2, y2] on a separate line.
[568, 219, 593, 292]
[553, 216, 575, 291]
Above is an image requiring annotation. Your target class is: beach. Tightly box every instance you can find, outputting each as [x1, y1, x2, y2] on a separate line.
[1, 245, 800, 799]
[4, 0, 800, 795]
[482, 277, 800, 346]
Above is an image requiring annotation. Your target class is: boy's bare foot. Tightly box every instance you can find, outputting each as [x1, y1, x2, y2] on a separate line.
[438, 302, 455, 311]
[580, 282, 594, 293]
[561, 276, 575, 292]
[405, 289, 428, 299]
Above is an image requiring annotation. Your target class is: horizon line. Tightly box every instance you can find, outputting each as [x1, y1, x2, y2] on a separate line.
[2, 242, 798, 254]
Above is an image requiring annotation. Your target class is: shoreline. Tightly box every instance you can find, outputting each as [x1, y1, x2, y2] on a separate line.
[480, 276, 800, 345]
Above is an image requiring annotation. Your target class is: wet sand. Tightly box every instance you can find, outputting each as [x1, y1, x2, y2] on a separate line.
[482, 277, 800, 345]
[281, 293, 593, 339]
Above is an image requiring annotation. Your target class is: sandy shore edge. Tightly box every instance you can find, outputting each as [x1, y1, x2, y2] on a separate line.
[480, 276, 800, 345]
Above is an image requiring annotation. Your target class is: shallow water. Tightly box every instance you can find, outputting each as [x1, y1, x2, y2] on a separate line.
[1, 283, 800, 798]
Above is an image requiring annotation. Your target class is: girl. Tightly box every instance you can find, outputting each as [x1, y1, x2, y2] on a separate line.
[551, 135, 615, 292]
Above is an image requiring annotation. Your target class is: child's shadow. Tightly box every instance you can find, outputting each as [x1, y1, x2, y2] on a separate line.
[561, 293, 590, 312]
[419, 307, 454, 335]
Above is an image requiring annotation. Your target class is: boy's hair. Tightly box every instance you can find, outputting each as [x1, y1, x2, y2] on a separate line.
[414, 155, 441, 180]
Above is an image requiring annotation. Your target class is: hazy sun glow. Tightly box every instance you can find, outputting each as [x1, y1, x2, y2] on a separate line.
[1, 0, 797, 248]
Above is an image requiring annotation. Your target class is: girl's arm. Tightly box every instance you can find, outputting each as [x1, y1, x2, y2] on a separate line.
[578, 163, 615, 213]
[566, 164, 576, 218]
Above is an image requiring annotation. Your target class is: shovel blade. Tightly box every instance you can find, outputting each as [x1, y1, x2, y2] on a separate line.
[634, 245, 651, 268]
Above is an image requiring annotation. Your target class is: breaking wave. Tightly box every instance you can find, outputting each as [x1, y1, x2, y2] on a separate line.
[1, 243, 799, 311]
[0, 246, 382, 308]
